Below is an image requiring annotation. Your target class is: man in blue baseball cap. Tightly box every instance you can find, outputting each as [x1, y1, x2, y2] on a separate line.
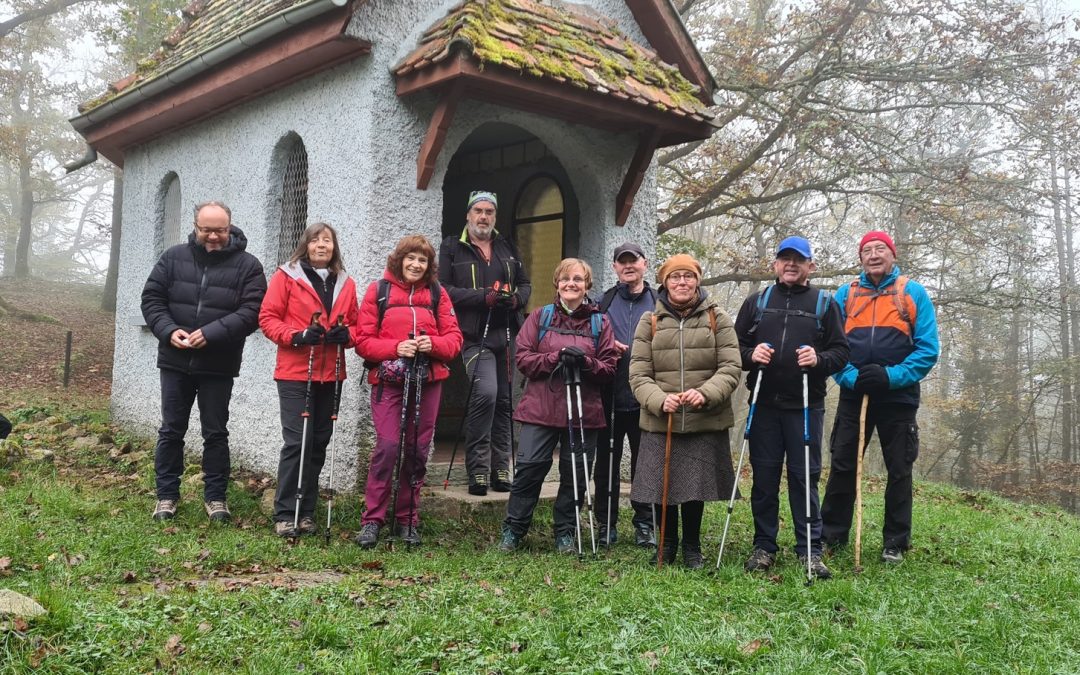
[731, 235, 849, 579]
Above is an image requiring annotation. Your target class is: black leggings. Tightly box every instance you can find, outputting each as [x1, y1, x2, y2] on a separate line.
[656, 500, 704, 548]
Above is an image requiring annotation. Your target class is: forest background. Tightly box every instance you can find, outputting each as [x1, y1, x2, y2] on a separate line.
[2, 0, 1079, 512]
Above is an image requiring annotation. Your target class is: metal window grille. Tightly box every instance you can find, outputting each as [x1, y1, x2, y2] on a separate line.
[276, 140, 309, 265]
[155, 174, 182, 257]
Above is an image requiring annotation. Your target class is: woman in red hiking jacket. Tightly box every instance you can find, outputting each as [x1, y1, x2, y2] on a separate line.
[353, 235, 462, 549]
[259, 222, 359, 539]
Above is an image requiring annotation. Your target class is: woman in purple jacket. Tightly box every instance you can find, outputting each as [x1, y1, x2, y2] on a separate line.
[497, 258, 619, 553]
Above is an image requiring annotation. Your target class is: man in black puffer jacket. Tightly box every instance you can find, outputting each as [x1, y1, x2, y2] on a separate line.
[141, 200, 266, 524]
[733, 236, 848, 579]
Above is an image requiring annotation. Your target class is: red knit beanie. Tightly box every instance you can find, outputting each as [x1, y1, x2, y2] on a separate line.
[859, 231, 896, 256]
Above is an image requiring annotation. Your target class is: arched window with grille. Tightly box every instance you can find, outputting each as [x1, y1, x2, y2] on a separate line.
[514, 176, 565, 314]
[273, 134, 309, 265]
[155, 173, 183, 257]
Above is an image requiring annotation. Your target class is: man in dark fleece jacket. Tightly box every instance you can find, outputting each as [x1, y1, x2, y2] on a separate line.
[141, 200, 265, 525]
[733, 236, 848, 580]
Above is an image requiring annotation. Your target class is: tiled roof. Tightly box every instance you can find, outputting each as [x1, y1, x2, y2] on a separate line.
[79, 0, 308, 113]
[393, 0, 713, 122]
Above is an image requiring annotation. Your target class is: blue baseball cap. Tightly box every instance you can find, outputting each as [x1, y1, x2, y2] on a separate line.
[776, 236, 812, 259]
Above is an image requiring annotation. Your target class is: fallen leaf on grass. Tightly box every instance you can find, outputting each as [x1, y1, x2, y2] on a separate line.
[0, 557, 11, 574]
[288, 619, 303, 630]
[640, 651, 659, 669]
[13, 617, 29, 632]
[122, 571, 137, 583]
[165, 634, 185, 656]
[155, 548, 170, 556]
[740, 639, 768, 656]
[361, 560, 384, 570]
[162, 526, 179, 535]
[197, 622, 212, 633]
[197, 549, 211, 561]
[509, 641, 525, 653]
[543, 574, 553, 586]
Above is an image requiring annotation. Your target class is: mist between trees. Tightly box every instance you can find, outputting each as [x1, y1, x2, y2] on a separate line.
[3, 0, 1079, 510]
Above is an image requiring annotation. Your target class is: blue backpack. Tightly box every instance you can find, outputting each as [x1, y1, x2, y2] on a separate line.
[749, 285, 833, 336]
[537, 304, 603, 348]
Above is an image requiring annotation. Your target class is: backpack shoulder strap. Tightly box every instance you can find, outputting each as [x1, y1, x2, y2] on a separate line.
[429, 280, 441, 328]
[748, 285, 773, 335]
[708, 307, 717, 333]
[375, 279, 391, 331]
[590, 312, 603, 348]
[598, 286, 618, 313]
[893, 275, 913, 332]
[537, 304, 555, 343]
[814, 289, 833, 332]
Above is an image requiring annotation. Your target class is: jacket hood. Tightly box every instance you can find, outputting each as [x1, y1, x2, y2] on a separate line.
[656, 286, 714, 318]
[187, 224, 249, 257]
[858, 264, 901, 290]
[550, 294, 601, 319]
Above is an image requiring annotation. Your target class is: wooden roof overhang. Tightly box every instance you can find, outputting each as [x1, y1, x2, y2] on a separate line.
[70, 5, 369, 167]
[396, 52, 716, 226]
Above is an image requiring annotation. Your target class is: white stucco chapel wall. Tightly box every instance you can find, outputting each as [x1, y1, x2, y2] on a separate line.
[110, 0, 661, 492]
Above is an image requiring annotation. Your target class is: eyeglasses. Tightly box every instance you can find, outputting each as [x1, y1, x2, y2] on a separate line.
[195, 225, 229, 237]
[558, 276, 587, 285]
[861, 244, 891, 256]
[667, 272, 696, 283]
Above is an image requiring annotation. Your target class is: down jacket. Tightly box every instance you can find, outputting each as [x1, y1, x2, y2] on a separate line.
[514, 298, 619, 429]
[258, 262, 360, 382]
[629, 290, 742, 434]
[141, 226, 266, 378]
[354, 270, 463, 385]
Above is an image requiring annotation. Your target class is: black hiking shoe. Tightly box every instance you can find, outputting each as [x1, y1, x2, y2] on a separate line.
[395, 522, 421, 546]
[204, 500, 231, 523]
[490, 469, 512, 492]
[354, 523, 379, 549]
[683, 545, 704, 570]
[598, 525, 618, 547]
[555, 532, 577, 554]
[650, 542, 678, 566]
[152, 499, 178, 521]
[498, 526, 523, 552]
[468, 474, 488, 496]
[744, 547, 776, 572]
[881, 547, 904, 564]
[634, 523, 656, 548]
[799, 554, 833, 580]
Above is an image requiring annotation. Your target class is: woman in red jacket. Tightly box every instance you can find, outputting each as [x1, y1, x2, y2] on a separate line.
[259, 223, 359, 538]
[354, 235, 462, 548]
[498, 258, 619, 554]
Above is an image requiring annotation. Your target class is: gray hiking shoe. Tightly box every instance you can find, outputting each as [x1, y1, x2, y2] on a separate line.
[554, 532, 577, 554]
[490, 469, 512, 492]
[498, 526, 523, 552]
[395, 522, 421, 546]
[799, 554, 833, 580]
[204, 500, 231, 522]
[881, 547, 904, 564]
[634, 523, 656, 548]
[274, 520, 297, 538]
[744, 547, 776, 572]
[297, 517, 317, 535]
[598, 525, 618, 547]
[468, 474, 488, 496]
[355, 523, 379, 549]
[153, 499, 178, 521]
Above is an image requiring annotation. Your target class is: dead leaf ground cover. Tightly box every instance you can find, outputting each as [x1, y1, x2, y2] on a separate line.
[2, 400, 1080, 673]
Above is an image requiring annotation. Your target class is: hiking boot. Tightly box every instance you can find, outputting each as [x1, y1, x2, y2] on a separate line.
[881, 547, 904, 564]
[274, 520, 298, 538]
[395, 522, 422, 546]
[744, 547, 776, 572]
[554, 532, 577, 554]
[822, 537, 847, 555]
[498, 526, 523, 552]
[468, 474, 488, 496]
[354, 523, 380, 549]
[650, 541, 678, 565]
[634, 523, 656, 548]
[298, 517, 317, 535]
[683, 545, 704, 570]
[490, 469, 512, 493]
[799, 554, 833, 580]
[152, 499, 177, 521]
[204, 500, 231, 523]
[598, 525, 618, 547]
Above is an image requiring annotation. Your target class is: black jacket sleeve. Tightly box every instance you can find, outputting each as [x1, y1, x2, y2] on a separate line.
[733, 292, 761, 371]
[141, 254, 180, 344]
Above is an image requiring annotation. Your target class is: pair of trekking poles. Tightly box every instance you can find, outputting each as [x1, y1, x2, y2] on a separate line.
[388, 332, 428, 546]
[293, 312, 345, 544]
[562, 353, 599, 556]
[713, 344, 846, 585]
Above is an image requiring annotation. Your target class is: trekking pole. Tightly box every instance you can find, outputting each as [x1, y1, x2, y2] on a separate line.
[605, 385, 615, 549]
[717, 345, 768, 568]
[572, 362, 597, 555]
[324, 316, 345, 545]
[657, 412, 674, 571]
[854, 393, 870, 573]
[505, 320, 516, 476]
[405, 333, 427, 546]
[562, 359, 584, 556]
[389, 334, 415, 542]
[444, 307, 493, 489]
[801, 348, 813, 586]
[294, 311, 322, 532]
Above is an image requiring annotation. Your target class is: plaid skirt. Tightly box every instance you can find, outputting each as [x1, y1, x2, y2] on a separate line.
[630, 430, 735, 504]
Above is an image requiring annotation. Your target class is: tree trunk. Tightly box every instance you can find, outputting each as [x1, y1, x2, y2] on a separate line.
[14, 148, 33, 279]
[101, 168, 123, 312]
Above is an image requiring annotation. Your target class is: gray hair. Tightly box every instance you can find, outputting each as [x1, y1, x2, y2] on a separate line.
[193, 200, 232, 223]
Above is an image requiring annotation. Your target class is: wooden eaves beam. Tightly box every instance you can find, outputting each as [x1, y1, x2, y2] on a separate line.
[416, 81, 464, 189]
[615, 127, 662, 226]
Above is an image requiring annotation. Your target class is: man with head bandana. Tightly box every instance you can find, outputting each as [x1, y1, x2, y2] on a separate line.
[438, 192, 532, 495]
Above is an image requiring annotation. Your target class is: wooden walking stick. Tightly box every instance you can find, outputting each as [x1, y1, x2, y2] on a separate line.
[854, 393, 870, 573]
[657, 412, 674, 571]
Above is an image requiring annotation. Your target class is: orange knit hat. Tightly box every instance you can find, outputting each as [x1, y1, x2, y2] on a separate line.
[656, 254, 702, 284]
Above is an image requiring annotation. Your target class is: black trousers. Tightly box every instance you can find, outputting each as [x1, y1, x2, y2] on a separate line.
[820, 397, 920, 551]
[154, 369, 234, 502]
[0, 413, 11, 440]
[272, 380, 337, 523]
[504, 423, 596, 538]
[462, 344, 512, 484]
[594, 406, 652, 530]
[748, 405, 824, 555]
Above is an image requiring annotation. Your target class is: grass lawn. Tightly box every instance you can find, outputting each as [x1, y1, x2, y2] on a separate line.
[2, 400, 1079, 673]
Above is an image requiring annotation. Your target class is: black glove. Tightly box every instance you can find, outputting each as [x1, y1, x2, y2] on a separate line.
[485, 289, 500, 308]
[291, 324, 325, 346]
[324, 325, 350, 345]
[496, 292, 517, 308]
[560, 346, 587, 371]
[854, 363, 890, 394]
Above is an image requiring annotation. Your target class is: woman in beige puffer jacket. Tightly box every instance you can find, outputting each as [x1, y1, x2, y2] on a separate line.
[629, 254, 741, 569]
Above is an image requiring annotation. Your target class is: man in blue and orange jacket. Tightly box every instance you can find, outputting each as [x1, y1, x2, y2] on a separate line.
[820, 230, 940, 564]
